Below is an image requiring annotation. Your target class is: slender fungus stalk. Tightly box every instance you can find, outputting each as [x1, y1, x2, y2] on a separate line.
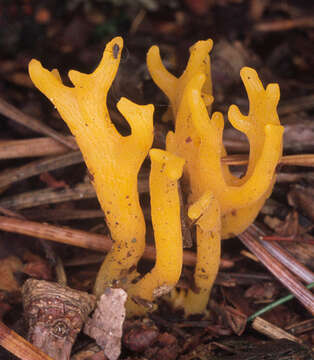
[127, 149, 185, 316]
[171, 191, 221, 316]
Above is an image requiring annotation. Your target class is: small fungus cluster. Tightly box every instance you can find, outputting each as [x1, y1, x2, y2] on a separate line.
[29, 37, 283, 317]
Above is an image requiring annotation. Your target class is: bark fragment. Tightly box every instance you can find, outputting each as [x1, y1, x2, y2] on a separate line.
[84, 288, 127, 360]
[23, 279, 96, 360]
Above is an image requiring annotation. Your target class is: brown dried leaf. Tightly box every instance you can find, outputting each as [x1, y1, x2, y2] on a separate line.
[123, 326, 159, 352]
[224, 306, 247, 336]
[22, 261, 52, 281]
[183, 0, 211, 15]
[144, 332, 179, 360]
[22, 250, 52, 280]
[288, 185, 314, 223]
[244, 282, 277, 300]
[0, 301, 11, 320]
[40, 172, 68, 189]
[0, 256, 23, 292]
[84, 288, 127, 360]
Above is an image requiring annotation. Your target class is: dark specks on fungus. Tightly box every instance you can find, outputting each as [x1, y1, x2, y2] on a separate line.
[113, 43, 120, 59]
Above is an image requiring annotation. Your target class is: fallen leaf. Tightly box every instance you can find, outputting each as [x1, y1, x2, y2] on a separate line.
[123, 325, 159, 352]
[245, 282, 277, 300]
[40, 172, 68, 189]
[224, 306, 247, 336]
[0, 256, 23, 292]
[288, 185, 314, 222]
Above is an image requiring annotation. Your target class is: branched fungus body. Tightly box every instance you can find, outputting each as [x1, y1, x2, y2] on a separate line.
[148, 40, 283, 316]
[29, 36, 283, 318]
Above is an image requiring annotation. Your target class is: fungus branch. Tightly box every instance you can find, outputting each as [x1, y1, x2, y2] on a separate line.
[29, 37, 154, 297]
[127, 149, 185, 316]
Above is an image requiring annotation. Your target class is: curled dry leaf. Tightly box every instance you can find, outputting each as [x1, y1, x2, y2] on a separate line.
[244, 282, 277, 300]
[23, 250, 52, 280]
[84, 288, 127, 360]
[0, 256, 23, 292]
[123, 325, 159, 352]
[288, 185, 314, 223]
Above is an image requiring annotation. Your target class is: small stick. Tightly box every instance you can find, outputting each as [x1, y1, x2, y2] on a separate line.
[0, 151, 83, 189]
[223, 139, 249, 153]
[0, 205, 25, 219]
[0, 320, 53, 360]
[0, 216, 198, 266]
[277, 172, 314, 183]
[0, 180, 149, 210]
[252, 317, 302, 343]
[252, 224, 314, 283]
[0, 183, 96, 210]
[0, 97, 76, 150]
[255, 16, 314, 32]
[260, 239, 314, 283]
[239, 227, 314, 315]
[0, 137, 72, 159]
[280, 154, 314, 167]
[221, 154, 314, 167]
[23, 209, 105, 222]
[23, 279, 95, 360]
[285, 318, 314, 336]
[279, 94, 314, 116]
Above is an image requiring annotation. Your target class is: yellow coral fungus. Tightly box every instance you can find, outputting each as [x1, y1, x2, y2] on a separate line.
[29, 36, 284, 318]
[148, 39, 283, 315]
[127, 149, 185, 316]
[29, 37, 154, 297]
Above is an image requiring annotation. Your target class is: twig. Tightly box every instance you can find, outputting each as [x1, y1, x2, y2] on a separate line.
[260, 237, 314, 282]
[0, 137, 72, 159]
[276, 172, 314, 183]
[239, 227, 314, 315]
[0, 97, 76, 150]
[0, 183, 96, 210]
[0, 180, 148, 210]
[223, 139, 249, 153]
[252, 317, 302, 343]
[221, 154, 314, 167]
[280, 154, 314, 167]
[23, 209, 105, 222]
[0, 205, 25, 219]
[253, 224, 314, 283]
[0, 151, 83, 189]
[0, 320, 53, 360]
[216, 272, 273, 286]
[285, 318, 314, 336]
[0, 216, 198, 266]
[279, 94, 314, 116]
[255, 16, 314, 32]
